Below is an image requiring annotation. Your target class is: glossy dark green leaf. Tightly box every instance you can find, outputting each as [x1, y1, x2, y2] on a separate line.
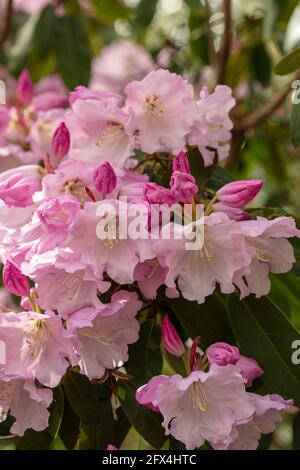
[63, 371, 102, 424]
[227, 295, 300, 405]
[135, 0, 158, 27]
[52, 16, 92, 89]
[79, 400, 114, 450]
[172, 293, 235, 349]
[114, 408, 131, 448]
[251, 44, 272, 87]
[207, 166, 235, 191]
[59, 398, 80, 450]
[290, 102, 300, 148]
[274, 47, 300, 75]
[118, 382, 166, 449]
[33, 6, 55, 58]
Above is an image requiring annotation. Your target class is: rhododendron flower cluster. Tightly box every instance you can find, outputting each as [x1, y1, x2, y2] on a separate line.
[0, 68, 298, 449]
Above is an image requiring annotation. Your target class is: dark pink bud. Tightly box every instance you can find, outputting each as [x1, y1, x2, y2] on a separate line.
[206, 342, 240, 366]
[170, 171, 198, 203]
[52, 122, 70, 162]
[217, 180, 263, 208]
[162, 315, 185, 357]
[144, 182, 175, 205]
[236, 355, 264, 387]
[190, 336, 201, 372]
[3, 261, 30, 297]
[172, 151, 191, 174]
[93, 161, 117, 195]
[17, 70, 34, 104]
[106, 445, 118, 450]
[213, 202, 251, 221]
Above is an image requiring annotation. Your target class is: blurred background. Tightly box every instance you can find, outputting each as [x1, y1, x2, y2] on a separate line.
[1, 0, 300, 450]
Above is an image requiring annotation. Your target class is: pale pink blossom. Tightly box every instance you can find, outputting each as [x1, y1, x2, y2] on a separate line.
[67, 291, 141, 379]
[137, 365, 255, 450]
[125, 69, 196, 154]
[236, 356, 264, 387]
[189, 85, 235, 166]
[0, 310, 76, 388]
[0, 379, 52, 436]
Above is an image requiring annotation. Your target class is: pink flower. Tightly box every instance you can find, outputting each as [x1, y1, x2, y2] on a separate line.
[162, 315, 185, 357]
[32, 91, 68, 112]
[163, 212, 251, 304]
[236, 356, 263, 387]
[17, 70, 34, 104]
[3, 261, 30, 297]
[0, 165, 42, 207]
[234, 216, 300, 298]
[37, 195, 81, 233]
[188, 85, 235, 166]
[125, 69, 196, 154]
[67, 291, 141, 380]
[67, 89, 132, 173]
[136, 375, 170, 412]
[93, 161, 117, 195]
[170, 171, 198, 203]
[90, 40, 154, 95]
[52, 122, 71, 163]
[226, 394, 295, 450]
[213, 202, 250, 221]
[0, 310, 76, 388]
[137, 365, 255, 450]
[172, 151, 191, 174]
[144, 182, 175, 205]
[206, 342, 240, 366]
[0, 379, 52, 436]
[217, 180, 263, 208]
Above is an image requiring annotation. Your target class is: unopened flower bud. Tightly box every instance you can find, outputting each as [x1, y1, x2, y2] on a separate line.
[162, 315, 185, 357]
[144, 182, 175, 205]
[206, 342, 240, 366]
[170, 171, 198, 203]
[217, 180, 263, 208]
[17, 69, 34, 104]
[93, 161, 117, 195]
[172, 151, 191, 174]
[52, 122, 70, 163]
[3, 261, 30, 297]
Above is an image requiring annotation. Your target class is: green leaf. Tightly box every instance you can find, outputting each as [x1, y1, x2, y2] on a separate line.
[118, 381, 167, 449]
[135, 0, 158, 27]
[33, 6, 56, 58]
[172, 293, 235, 349]
[290, 102, 300, 148]
[16, 429, 52, 450]
[59, 397, 80, 450]
[52, 16, 92, 89]
[127, 320, 162, 387]
[79, 400, 114, 450]
[187, 147, 216, 188]
[274, 47, 300, 75]
[91, 0, 130, 23]
[251, 44, 272, 87]
[63, 371, 102, 424]
[207, 166, 235, 191]
[114, 408, 131, 448]
[227, 295, 300, 405]
[269, 272, 300, 330]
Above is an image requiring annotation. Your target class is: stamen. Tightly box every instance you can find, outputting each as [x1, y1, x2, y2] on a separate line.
[145, 96, 164, 117]
[79, 326, 113, 346]
[95, 123, 124, 148]
[190, 381, 209, 411]
[23, 318, 47, 357]
[63, 271, 84, 301]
